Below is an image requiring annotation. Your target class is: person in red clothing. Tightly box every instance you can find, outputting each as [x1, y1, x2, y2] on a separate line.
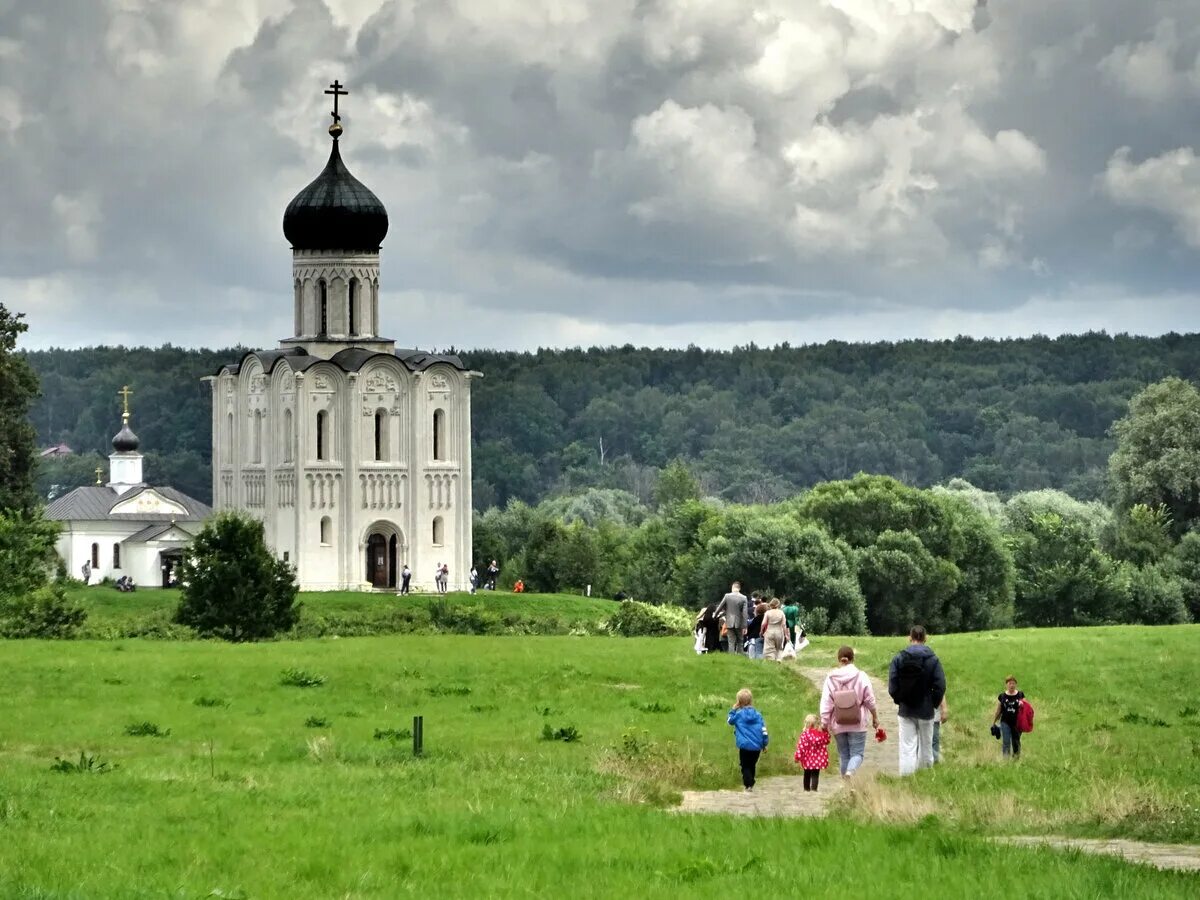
[794, 714, 831, 792]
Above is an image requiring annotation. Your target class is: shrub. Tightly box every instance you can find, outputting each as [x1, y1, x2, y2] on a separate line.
[0, 585, 86, 639]
[279, 668, 326, 688]
[541, 723, 581, 742]
[305, 717, 331, 728]
[50, 752, 115, 774]
[373, 727, 412, 741]
[194, 696, 228, 708]
[605, 600, 691, 637]
[175, 511, 299, 642]
[124, 722, 170, 737]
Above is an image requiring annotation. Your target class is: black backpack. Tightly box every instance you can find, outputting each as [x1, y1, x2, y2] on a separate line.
[893, 650, 928, 706]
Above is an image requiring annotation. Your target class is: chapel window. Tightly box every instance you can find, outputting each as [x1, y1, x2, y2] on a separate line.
[91, 543, 99, 569]
[319, 280, 328, 336]
[320, 516, 332, 545]
[113, 543, 121, 569]
[349, 278, 358, 335]
[433, 408, 446, 461]
[316, 410, 327, 461]
[432, 516, 444, 546]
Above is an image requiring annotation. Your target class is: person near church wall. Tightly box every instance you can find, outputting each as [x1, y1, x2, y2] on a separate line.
[486, 560, 499, 590]
[400, 564, 411, 595]
[469, 565, 478, 594]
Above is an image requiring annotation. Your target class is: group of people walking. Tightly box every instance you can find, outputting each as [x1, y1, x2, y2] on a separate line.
[727, 624, 1032, 791]
[696, 581, 806, 660]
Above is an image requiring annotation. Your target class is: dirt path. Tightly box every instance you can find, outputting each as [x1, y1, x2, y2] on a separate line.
[676, 664, 899, 817]
[675, 666, 1200, 873]
[994, 837, 1200, 873]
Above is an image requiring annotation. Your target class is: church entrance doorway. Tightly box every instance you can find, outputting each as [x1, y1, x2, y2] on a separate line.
[363, 522, 404, 590]
[367, 534, 389, 588]
[161, 549, 184, 588]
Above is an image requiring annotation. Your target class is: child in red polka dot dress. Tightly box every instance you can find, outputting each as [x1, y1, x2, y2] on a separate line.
[794, 714, 831, 792]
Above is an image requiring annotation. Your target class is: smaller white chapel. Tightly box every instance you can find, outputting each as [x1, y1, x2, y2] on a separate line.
[45, 389, 212, 588]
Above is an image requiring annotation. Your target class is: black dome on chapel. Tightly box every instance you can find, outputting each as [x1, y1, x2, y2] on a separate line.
[112, 420, 140, 453]
[283, 139, 389, 251]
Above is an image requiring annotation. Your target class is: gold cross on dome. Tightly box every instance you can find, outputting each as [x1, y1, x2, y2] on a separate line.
[95, 466, 103, 485]
[118, 384, 133, 419]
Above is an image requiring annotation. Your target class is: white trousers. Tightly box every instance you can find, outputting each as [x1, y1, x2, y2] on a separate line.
[897, 716, 935, 776]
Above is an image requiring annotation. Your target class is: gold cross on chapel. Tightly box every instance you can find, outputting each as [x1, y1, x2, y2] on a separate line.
[94, 466, 103, 485]
[118, 385, 133, 420]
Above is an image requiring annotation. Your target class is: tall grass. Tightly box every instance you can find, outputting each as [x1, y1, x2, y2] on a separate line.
[0, 632, 1197, 896]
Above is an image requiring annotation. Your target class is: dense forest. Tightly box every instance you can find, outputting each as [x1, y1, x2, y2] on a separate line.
[23, 332, 1200, 509]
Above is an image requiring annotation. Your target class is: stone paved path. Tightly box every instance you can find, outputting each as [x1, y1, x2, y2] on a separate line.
[675, 664, 898, 817]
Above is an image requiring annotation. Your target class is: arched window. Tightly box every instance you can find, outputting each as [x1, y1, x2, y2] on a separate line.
[348, 278, 358, 335]
[112, 543, 121, 569]
[432, 516, 444, 546]
[374, 409, 387, 461]
[318, 280, 329, 336]
[320, 516, 332, 545]
[316, 410, 327, 461]
[294, 279, 302, 334]
[90, 543, 99, 568]
[252, 409, 263, 464]
[433, 408, 446, 461]
[224, 412, 234, 460]
[282, 408, 293, 462]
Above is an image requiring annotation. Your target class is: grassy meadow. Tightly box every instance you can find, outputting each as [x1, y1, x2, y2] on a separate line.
[0, 600, 1198, 897]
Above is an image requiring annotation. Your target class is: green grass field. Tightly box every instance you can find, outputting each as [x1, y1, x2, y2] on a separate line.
[1, 612, 1198, 897]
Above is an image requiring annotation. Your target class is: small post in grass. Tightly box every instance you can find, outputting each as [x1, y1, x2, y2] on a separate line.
[413, 715, 424, 756]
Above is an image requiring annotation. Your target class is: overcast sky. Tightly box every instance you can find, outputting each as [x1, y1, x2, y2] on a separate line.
[3, 0, 1200, 352]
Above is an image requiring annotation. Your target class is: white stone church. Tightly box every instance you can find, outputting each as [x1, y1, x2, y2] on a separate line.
[207, 85, 477, 591]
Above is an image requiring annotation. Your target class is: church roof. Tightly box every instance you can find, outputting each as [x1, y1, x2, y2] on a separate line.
[123, 522, 200, 543]
[44, 485, 211, 523]
[214, 346, 467, 378]
[282, 139, 388, 252]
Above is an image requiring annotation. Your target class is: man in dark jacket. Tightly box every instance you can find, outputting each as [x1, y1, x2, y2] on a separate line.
[887, 625, 946, 776]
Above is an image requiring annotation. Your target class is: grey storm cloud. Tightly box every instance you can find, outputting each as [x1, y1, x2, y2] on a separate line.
[2, 0, 1200, 351]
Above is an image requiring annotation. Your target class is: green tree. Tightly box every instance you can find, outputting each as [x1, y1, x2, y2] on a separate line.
[653, 459, 700, 509]
[1007, 512, 1124, 627]
[0, 303, 39, 512]
[175, 511, 298, 641]
[1170, 531, 1200, 621]
[1113, 562, 1190, 626]
[1105, 503, 1174, 566]
[1110, 377, 1200, 537]
[0, 509, 84, 639]
[795, 475, 1013, 634]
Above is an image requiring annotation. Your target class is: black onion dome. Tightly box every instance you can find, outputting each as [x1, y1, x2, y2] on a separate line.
[283, 140, 389, 251]
[112, 421, 140, 452]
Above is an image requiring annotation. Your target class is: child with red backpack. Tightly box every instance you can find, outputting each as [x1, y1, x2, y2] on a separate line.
[991, 675, 1033, 758]
[794, 714, 831, 791]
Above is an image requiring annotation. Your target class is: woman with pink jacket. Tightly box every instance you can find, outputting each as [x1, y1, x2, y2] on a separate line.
[819, 645, 879, 777]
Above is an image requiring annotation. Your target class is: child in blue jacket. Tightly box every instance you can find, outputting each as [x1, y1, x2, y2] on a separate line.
[728, 688, 769, 791]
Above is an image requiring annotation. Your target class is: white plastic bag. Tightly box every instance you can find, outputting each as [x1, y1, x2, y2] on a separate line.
[694, 631, 706, 655]
[781, 640, 797, 660]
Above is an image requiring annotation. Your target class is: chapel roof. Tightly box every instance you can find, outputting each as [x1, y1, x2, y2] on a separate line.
[44, 485, 212, 524]
[124, 522, 200, 543]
